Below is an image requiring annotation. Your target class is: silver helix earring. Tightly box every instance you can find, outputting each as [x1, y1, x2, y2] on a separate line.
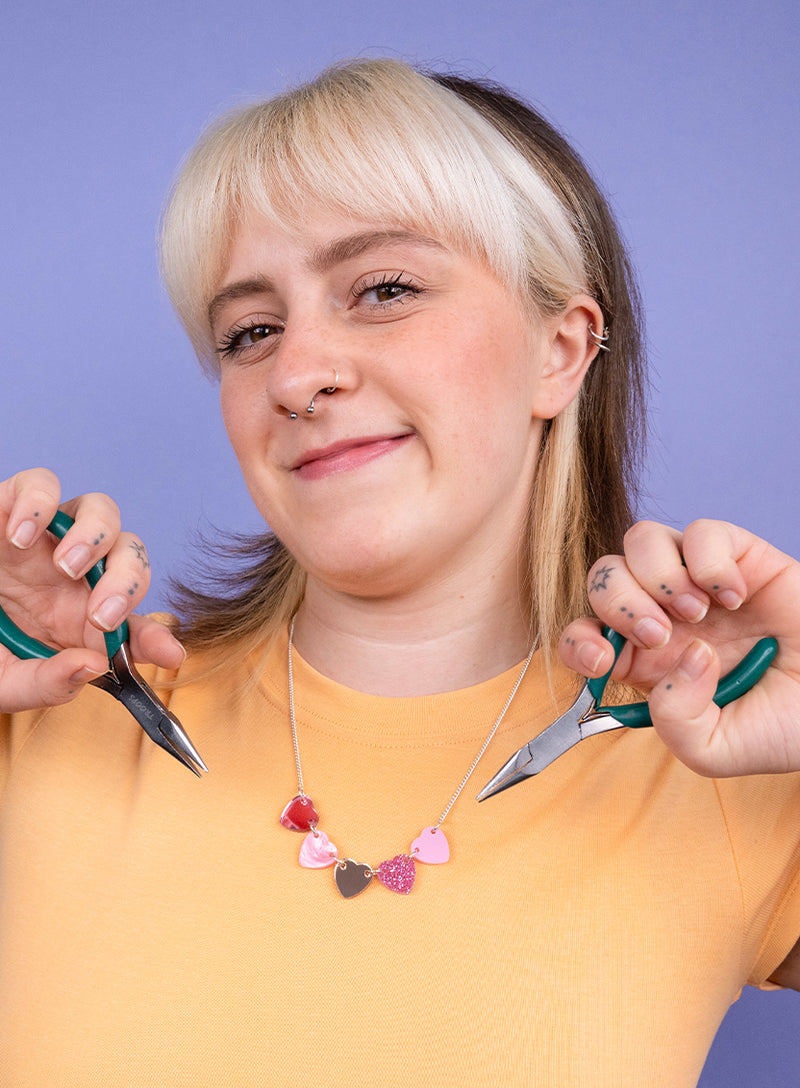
[588, 323, 610, 353]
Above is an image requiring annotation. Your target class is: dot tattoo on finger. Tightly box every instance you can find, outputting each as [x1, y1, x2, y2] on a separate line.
[93, 533, 105, 546]
[660, 583, 673, 596]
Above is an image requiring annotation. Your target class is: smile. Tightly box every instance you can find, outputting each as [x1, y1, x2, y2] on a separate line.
[292, 433, 415, 481]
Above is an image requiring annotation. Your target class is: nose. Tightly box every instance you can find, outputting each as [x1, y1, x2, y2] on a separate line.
[266, 320, 347, 420]
[288, 369, 339, 419]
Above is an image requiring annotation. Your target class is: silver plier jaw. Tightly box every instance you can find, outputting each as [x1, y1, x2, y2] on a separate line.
[91, 642, 208, 777]
[476, 683, 622, 801]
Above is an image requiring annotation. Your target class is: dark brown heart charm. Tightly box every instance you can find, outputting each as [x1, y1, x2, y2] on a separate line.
[279, 794, 319, 832]
[333, 859, 373, 898]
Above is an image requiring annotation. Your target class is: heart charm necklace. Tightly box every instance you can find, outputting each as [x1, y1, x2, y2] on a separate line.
[280, 620, 536, 898]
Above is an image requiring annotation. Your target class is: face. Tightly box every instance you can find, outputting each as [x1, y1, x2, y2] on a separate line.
[210, 211, 558, 600]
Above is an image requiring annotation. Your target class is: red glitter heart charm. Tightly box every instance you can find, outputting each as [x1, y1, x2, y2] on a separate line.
[377, 854, 416, 894]
[279, 794, 319, 832]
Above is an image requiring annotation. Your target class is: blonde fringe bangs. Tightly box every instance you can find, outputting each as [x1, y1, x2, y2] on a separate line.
[160, 59, 587, 368]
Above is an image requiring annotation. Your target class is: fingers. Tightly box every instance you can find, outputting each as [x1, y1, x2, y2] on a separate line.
[3, 473, 149, 635]
[1, 468, 184, 659]
[127, 614, 186, 671]
[678, 519, 749, 611]
[646, 638, 725, 776]
[560, 519, 759, 679]
[1, 467, 62, 547]
[578, 520, 752, 656]
[0, 646, 110, 713]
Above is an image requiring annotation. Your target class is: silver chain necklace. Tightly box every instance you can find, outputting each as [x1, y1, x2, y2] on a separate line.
[279, 619, 536, 898]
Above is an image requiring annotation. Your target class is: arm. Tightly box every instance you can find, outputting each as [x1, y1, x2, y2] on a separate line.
[770, 938, 800, 990]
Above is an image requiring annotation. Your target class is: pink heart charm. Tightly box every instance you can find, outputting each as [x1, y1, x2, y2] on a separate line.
[299, 830, 338, 868]
[377, 854, 416, 894]
[279, 794, 319, 832]
[410, 825, 450, 864]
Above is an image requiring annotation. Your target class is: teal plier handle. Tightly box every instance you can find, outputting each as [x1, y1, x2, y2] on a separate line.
[0, 510, 129, 661]
[0, 510, 207, 775]
[588, 626, 778, 728]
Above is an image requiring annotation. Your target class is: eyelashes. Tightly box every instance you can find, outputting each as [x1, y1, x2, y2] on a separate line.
[214, 320, 282, 362]
[351, 272, 422, 307]
[213, 273, 424, 363]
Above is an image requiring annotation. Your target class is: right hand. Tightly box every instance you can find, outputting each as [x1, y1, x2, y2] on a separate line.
[0, 468, 185, 712]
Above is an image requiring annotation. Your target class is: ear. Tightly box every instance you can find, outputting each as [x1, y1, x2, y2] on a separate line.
[530, 295, 605, 420]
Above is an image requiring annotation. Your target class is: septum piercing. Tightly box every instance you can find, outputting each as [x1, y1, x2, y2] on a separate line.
[290, 369, 338, 419]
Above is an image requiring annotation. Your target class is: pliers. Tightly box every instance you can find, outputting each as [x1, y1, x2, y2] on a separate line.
[0, 510, 208, 776]
[477, 627, 777, 801]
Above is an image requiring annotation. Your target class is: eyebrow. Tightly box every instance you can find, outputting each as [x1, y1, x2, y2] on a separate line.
[307, 229, 445, 273]
[208, 276, 276, 327]
[207, 229, 445, 326]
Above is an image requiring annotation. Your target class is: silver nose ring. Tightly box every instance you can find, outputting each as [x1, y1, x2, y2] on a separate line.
[304, 369, 339, 416]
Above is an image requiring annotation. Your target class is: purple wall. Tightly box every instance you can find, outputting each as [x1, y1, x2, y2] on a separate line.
[2, 1, 798, 1078]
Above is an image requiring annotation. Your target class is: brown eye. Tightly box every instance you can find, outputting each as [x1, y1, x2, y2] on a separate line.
[215, 321, 282, 361]
[373, 283, 406, 303]
[246, 325, 271, 343]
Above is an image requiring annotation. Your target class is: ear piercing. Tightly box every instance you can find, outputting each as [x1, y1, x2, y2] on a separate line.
[588, 324, 610, 353]
[290, 369, 339, 419]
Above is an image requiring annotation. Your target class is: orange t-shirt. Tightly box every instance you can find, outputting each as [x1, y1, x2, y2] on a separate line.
[1, 629, 798, 1085]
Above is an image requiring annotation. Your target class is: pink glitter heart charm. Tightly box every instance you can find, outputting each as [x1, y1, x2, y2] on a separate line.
[279, 794, 319, 832]
[299, 830, 338, 868]
[377, 854, 416, 894]
[410, 825, 450, 864]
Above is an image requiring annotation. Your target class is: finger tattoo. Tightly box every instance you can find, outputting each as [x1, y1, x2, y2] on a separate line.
[130, 542, 150, 570]
[590, 565, 614, 592]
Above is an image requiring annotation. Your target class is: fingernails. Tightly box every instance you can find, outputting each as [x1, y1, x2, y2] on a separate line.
[577, 642, 605, 674]
[58, 544, 91, 578]
[676, 639, 713, 682]
[92, 595, 127, 631]
[10, 520, 37, 548]
[68, 665, 106, 684]
[633, 617, 670, 648]
[673, 593, 709, 623]
[717, 589, 743, 611]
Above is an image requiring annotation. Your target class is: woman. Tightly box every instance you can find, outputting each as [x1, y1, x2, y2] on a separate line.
[1, 59, 798, 1086]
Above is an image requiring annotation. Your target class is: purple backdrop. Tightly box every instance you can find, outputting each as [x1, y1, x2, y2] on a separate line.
[2, 1, 798, 1078]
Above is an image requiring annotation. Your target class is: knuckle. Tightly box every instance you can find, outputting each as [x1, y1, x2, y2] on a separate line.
[623, 520, 659, 548]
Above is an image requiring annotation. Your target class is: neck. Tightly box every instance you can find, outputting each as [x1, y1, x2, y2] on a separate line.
[291, 573, 532, 697]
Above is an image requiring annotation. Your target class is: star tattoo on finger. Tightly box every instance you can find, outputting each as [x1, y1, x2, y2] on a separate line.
[130, 541, 150, 570]
[590, 565, 614, 593]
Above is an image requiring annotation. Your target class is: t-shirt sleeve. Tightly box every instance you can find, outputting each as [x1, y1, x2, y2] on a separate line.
[715, 772, 800, 986]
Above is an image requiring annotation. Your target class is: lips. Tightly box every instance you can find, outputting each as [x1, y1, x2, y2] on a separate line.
[292, 433, 414, 480]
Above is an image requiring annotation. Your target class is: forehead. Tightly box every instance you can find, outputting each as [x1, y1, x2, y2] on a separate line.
[208, 212, 453, 319]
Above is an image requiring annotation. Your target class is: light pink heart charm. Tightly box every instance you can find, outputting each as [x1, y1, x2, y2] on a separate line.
[410, 826, 450, 864]
[299, 830, 338, 869]
[279, 794, 319, 832]
[377, 855, 416, 894]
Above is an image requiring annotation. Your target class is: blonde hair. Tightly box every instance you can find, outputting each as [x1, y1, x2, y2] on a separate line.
[161, 59, 645, 659]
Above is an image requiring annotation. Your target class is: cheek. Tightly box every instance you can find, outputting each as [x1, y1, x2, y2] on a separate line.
[219, 374, 260, 462]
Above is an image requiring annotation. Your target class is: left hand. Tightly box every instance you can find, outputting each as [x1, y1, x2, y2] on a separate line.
[558, 519, 800, 777]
